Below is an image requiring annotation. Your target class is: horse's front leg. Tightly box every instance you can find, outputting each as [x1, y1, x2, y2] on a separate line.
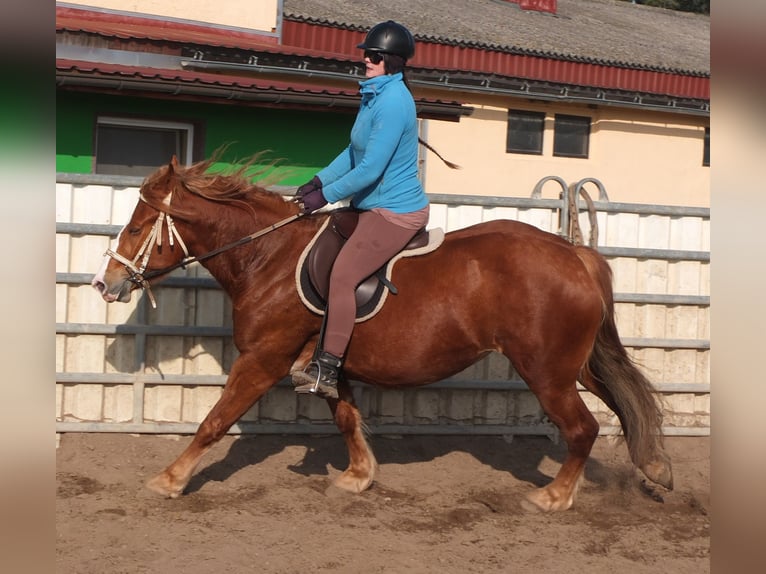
[327, 381, 378, 493]
[146, 353, 278, 498]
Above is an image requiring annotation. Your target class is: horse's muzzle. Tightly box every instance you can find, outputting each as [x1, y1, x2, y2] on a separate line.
[91, 275, 134, 303]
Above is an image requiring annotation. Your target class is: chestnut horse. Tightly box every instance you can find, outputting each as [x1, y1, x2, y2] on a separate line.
[91, 157, 673, 512]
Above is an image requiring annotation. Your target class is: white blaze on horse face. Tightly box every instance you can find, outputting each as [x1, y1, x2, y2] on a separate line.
[91, 225, 127, 300]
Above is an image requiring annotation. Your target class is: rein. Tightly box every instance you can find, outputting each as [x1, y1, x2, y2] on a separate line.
[142, 212, 302, 281]
[105, 194, 302, 308]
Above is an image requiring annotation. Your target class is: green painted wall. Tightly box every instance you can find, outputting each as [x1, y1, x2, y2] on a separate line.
[56, 92, 355, 184]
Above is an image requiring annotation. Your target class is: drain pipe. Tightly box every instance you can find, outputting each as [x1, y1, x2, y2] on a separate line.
[418, 118, 429, 189]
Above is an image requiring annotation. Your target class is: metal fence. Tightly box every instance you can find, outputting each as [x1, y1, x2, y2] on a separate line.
[56, 174, 710, 438]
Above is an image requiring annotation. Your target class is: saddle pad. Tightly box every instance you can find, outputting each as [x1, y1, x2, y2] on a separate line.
[295, 218, 445, 323]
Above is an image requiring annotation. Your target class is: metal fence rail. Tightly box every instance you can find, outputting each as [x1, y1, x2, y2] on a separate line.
[56, 174, 710, 437]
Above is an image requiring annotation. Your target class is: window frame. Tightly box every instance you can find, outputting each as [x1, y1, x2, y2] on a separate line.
[506, 109, 546, 155]
[95, 116, 196, 176]
[553, 113, 591, 159]
[703, 126, 710, 167]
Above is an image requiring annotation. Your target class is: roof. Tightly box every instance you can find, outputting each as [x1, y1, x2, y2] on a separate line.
[279, 19, 707, 103]
[56, 58, 356, 96]
[55, 2, 708, 113]
[283, 0, 709, 76]
[55, 57, 471, 120]
[55, 6, 473, 120]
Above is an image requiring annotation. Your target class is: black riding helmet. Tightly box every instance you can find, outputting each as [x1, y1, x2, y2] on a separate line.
[357, 20, 415, 60]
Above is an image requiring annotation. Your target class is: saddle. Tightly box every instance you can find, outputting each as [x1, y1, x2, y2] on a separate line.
[295, 208, 444, 322]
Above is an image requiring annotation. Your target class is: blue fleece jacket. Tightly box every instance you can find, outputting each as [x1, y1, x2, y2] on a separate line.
[316, 73, 428, 213]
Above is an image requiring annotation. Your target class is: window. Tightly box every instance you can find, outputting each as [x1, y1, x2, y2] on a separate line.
[506, 109, 545, 155]
[703, 126, 710, 166]
[553, 114, 590, 158]
[95, 117, 195, 176]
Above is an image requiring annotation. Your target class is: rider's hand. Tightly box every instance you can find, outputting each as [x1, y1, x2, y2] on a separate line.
[295, 176, 322, 200]
[300, 187, 329, 214]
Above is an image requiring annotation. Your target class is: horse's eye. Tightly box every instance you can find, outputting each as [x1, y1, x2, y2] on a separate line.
[128, 227, 142, 235]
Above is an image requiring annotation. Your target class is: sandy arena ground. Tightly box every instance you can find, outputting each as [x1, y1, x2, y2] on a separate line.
[56, 432, 709, 573]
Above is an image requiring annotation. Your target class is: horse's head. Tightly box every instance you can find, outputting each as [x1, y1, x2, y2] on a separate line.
[93, 153, 304, 307]
[91, 157, 192, 307]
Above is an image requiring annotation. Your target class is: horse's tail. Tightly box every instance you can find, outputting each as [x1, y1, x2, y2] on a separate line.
[576, 246, 673, 489]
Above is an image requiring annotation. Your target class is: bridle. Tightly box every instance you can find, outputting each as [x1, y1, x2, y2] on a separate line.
[104, 194, 302, 308]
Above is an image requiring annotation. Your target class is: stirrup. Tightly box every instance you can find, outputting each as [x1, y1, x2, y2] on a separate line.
[293, 367, 339, 399]
[292, 351, 342, 399]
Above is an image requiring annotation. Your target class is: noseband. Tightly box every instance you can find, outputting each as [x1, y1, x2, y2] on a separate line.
[104, 196, 192, 308]
[104, 194, 301, 308]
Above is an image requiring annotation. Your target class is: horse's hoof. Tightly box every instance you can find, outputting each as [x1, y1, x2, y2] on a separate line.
[146, 473, 184, 498]
[332, 470, 373, 494]
[520, 497, 545, 513]
[641, 454, 674, 490]
[523, 487, 574, 513]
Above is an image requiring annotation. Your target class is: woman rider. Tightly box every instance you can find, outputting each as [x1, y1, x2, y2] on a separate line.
[292, 20, 429, 399]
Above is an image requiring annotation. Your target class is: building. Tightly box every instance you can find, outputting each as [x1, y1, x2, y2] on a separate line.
[56, 0, 710, 206]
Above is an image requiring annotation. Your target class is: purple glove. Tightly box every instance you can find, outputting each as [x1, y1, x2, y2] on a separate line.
[301, 187, 328, 214]
[295, 176, 322, 200]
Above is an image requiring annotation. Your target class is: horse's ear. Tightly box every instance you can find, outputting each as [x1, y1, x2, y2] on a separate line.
[154, 156, 179, 209]
[164, 155, 179, 184]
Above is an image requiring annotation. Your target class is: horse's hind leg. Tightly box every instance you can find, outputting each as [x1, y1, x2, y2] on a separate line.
[327, 381, 377, 493]
[522, 375, 599, 512]
[146, 354, 276, 498]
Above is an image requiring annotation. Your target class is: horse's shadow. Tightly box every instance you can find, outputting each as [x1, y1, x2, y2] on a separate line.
[184, 431, 617, 495]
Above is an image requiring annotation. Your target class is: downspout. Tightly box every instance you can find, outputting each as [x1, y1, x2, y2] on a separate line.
[418, 118, 429, 191]
[275, 0, 284, 43]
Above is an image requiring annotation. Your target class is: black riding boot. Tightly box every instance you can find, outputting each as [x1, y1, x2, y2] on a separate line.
[292, 350, 343, 399]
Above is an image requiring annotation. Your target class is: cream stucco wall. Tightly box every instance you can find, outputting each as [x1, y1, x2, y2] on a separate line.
[421, 96, 710, 207]
[64, 0, 280, 33]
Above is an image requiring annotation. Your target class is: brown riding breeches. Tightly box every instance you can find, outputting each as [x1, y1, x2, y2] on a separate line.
[323, 208, 428, 357]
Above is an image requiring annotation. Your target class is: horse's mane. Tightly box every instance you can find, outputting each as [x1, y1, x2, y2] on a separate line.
[181, 150, 284, 200]
[144, 150, 291, 220]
